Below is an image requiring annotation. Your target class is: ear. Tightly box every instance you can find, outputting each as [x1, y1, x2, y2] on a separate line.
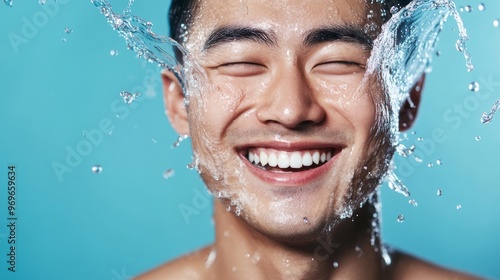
[399, 74, 425, 131]
[162, 70, 190, 136]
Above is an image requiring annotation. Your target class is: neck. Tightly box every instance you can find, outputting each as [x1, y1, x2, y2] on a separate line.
[208, 197, 387, 280]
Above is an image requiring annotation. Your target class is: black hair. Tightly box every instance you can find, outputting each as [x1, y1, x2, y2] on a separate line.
[168, 0, 413, 42]
[169, 0, 200, 44]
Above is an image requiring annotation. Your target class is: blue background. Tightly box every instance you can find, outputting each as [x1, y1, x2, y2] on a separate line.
[0, 0, 499, 279]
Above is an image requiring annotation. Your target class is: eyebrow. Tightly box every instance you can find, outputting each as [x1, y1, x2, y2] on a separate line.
[202, 24, 373, 51]
[303, 25, 373, 49]
[203, 26, 278, 51]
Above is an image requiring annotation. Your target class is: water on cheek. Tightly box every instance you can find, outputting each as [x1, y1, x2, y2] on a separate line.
[88, 0, 481, 254]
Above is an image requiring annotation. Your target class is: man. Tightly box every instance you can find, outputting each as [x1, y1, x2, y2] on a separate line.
[138, 0, 479, 279]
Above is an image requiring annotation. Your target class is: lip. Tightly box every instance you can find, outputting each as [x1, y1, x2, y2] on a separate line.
[237, 141, 343, 187]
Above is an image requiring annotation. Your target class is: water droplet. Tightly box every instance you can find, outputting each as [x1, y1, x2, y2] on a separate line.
[204, 249, 216, 269]
[468, 81, 479, 92]
[416, 137, 423, 141]
[414, 157, 422, 163]
[436, 189, 442, 196]
[251, 252, 261, 264]
[456, 204, 462, 210]
[303, 217, 309, 224]
[4, 0, 13, 7]
[64, 27, 73, 34]
[61, 38, 67, 43]
[120, 91, 139, 104]
[390, 6, 399, 14]
[110, 50, 119, 56]
[455, 39, 465, 52]
[463, 5, 472, 12]
[151, 138, 157, 143]
[172, 134, 189, 148]
[478, 3, 485, 11]
[409, 199, 418, 207]
[162, 169, 174, 179]
[411, 131, 416, 135]
[494, 19, 499, 28]
[435, 50, 441, 57]
[38, 0, 46, 4]
[427, 163, 433, 168]
[91, 164, 103, 174]
[436, 159, 442, 165]
[475, 136, 481, 141]
[397, 214, 405, 223]
[333, 261, 339, 268]
[113, 17, 124, 27]
[244, 253, 250, 258]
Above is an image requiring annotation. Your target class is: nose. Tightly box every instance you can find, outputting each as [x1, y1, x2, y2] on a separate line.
[256, 68, 325, 129]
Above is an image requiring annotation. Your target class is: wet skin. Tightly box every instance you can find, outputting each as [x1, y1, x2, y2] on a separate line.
[137, 0, 481, 279]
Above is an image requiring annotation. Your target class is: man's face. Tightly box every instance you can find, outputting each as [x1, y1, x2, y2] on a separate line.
[176, 0, 392, 241]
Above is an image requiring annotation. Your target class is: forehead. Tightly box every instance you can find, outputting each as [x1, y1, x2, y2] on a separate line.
[187, 0, 377, 48]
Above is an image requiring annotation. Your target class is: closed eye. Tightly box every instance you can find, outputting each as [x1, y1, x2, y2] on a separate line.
[313, 61, 365, 75]
[215, 62, 267, 77]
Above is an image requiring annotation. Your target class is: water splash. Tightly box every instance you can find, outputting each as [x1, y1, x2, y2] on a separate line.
[368, 0, 472, 118]
[90, 0, 206, 98]
[481, 100, 500, 124]
[120, 91, 139, 104]
[172, 134, 189, 148]
[370, 0, 473, 197]
[386, 170, 411, 197]
[3, 0, 12, 7]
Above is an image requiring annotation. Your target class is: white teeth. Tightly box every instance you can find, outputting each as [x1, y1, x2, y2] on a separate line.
[268, 153, 278, 167]
[290, 152, 302, 168]
[313, 152, 320, 164]
[260, 151, 268, 166]
[278, 152, 290, 168]
[302, 152, 313, 167]
[247, 149, 334, 169]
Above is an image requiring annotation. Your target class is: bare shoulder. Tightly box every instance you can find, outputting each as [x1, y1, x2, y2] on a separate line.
[134, 246, 214, 280]
[388, 250, 482, 280]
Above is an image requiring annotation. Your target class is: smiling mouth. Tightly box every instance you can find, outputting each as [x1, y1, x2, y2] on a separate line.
[244, 147, 338, 172]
